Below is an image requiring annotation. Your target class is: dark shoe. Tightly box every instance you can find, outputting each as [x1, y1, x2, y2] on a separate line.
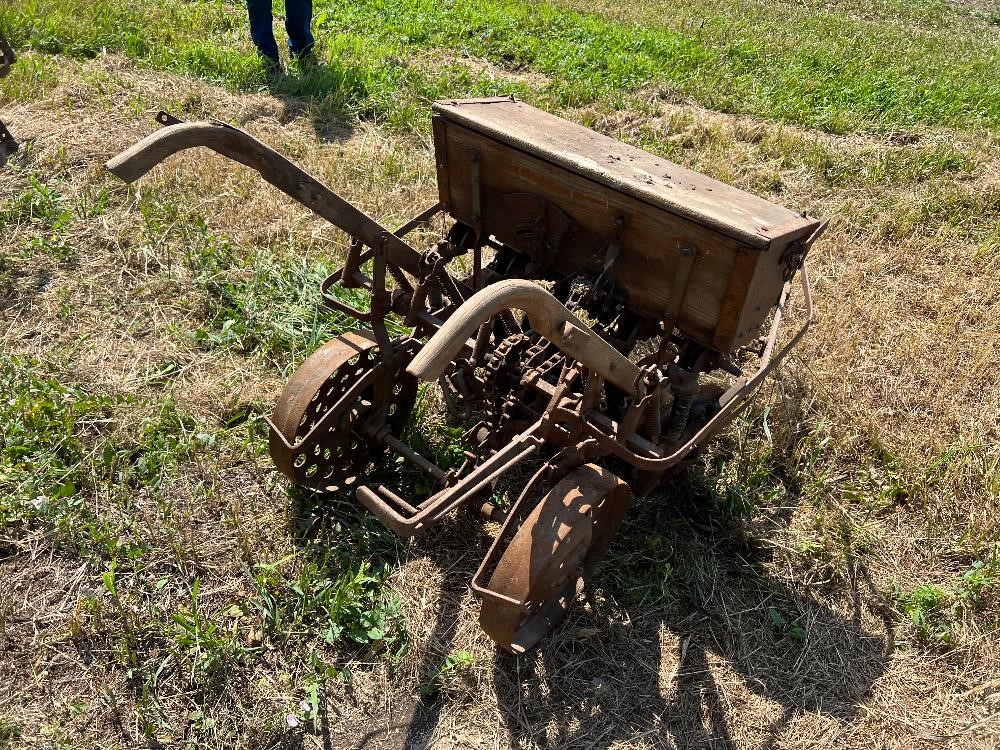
[289, 46, 316, 65]
[261, 54, 284, 78]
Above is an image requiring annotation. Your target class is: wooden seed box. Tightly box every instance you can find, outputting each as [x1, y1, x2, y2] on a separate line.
[432, 97, 820, 353]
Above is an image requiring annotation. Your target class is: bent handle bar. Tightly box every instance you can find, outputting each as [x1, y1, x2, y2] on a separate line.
[106, 120, 423, 277]
[406, 278, 642, 393]
[582, 264, 814, 472]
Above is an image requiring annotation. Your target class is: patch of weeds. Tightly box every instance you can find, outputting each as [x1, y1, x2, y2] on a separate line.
[68, 592, 105, 641]
[751, 133, 977, 190]
[0, 354, 113, 534]
[193, 253, 379, 368]
[37, 724, 77, 750]
[171, 578, 247, 691]
[0, 175, 77, 261]
[897, 583, 953, 647]
[785, 419, 836, 505]
[766, 606, 807, 641]
[890, 560, 997, 648]
[379, 387, 470, 498]
[283, 667, 344, 734]
[270, 53, 371, 122]
[73, 181, 113, 221]
[421, 650, 476, 697]
[21, 232, 74, 261]
[140, 360, 182, 388]
[0, 258, 14, 298]
[1, 173, 72, 229]
[797, 509, 880, 583]
[784, 423, 911, 521]
[251, 547, 404, 656]
[883, 182, 1000, 241]
[116, 397, 209, 489]
[98, 561, 242, 712]
[0, 50, 59, 104]
[700, 407, 789, 520]
[101, 558, 145, 670]
[956, 555, 999, 611]
[833, 436, 911, 513]
[0, 719, 22, 750]
[600, 527, 675, 608]
[972, 236, 1000, 270]
[132, 191, 224, 274]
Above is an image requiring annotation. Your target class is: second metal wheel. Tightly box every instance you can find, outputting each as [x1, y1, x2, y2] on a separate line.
[480, 463, 630, 653]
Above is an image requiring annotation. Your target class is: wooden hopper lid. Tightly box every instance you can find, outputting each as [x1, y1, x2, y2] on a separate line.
[433, 97, 818, 250]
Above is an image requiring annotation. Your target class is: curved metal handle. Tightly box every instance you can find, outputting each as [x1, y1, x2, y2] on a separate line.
[406, 278, 641, 393]
[106, 120, 423, 277]
[578, 263, 814, 471]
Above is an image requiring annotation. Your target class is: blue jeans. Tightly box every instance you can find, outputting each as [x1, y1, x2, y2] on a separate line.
[247, 0, 314, 60]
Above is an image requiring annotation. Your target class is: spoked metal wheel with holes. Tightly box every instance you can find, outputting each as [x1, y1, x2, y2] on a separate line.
[480, 464, 631, 653]
[268, 331, 418, 493]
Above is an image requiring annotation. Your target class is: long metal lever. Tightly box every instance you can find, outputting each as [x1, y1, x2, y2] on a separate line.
[106, 119, 424, 278]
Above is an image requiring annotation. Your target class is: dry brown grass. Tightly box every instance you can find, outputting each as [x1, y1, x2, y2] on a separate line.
[1, 52, 999, 749]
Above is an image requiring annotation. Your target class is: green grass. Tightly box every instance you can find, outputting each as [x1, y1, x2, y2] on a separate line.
[252, 551, 404, 652]
[0, 354, 116, 537]
[2, 0, 998, 133]
[2, 1, 999, 745]
[0, 350, 407, 742]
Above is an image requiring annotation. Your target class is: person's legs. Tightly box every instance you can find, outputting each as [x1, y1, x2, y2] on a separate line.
[247, 0, 280, 62]
[284, 0, 315, 58]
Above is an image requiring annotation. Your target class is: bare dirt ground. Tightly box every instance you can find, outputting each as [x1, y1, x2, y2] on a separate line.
[1, 55, 999, 749]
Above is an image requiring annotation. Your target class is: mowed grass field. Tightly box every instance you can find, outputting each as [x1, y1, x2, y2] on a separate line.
[1, 0, 999, 748]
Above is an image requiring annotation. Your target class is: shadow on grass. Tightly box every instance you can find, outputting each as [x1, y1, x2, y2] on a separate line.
[490, 469, 894, 749]
[280, 385, 892, 748]
[263, 56, 369, 143]
[288, 487, 491, 750]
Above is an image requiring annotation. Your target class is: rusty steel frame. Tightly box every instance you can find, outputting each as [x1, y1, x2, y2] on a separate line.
[108, 111, 818, 651]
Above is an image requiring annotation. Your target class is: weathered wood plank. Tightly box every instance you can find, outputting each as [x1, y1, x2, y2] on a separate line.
[441, 121, 737, 345]
[433, 98, 815, 250]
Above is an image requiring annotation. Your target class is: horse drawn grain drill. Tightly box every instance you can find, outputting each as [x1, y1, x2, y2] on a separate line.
[109, 98, 825, 652]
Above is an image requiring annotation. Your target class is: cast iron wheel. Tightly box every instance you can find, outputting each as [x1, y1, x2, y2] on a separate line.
[269, 331, 417, 492]
[480, 463, 630, 653]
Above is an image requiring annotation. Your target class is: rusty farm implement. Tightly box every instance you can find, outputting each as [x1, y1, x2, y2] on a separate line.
[108, 98, 825, 652]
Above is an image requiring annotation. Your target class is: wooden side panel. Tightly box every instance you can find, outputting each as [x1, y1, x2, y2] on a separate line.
[712, 246, 761, 351]
[432, 116, 451, 210]
[735, 224, 818, 344]
[442, 123, 743, 347]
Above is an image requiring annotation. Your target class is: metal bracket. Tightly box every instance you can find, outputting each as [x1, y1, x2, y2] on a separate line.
[781, 219, 828, 282]
[155, 111, 186, 127]
[156, 111, 240, 133]
[664, 242, 698, 326]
